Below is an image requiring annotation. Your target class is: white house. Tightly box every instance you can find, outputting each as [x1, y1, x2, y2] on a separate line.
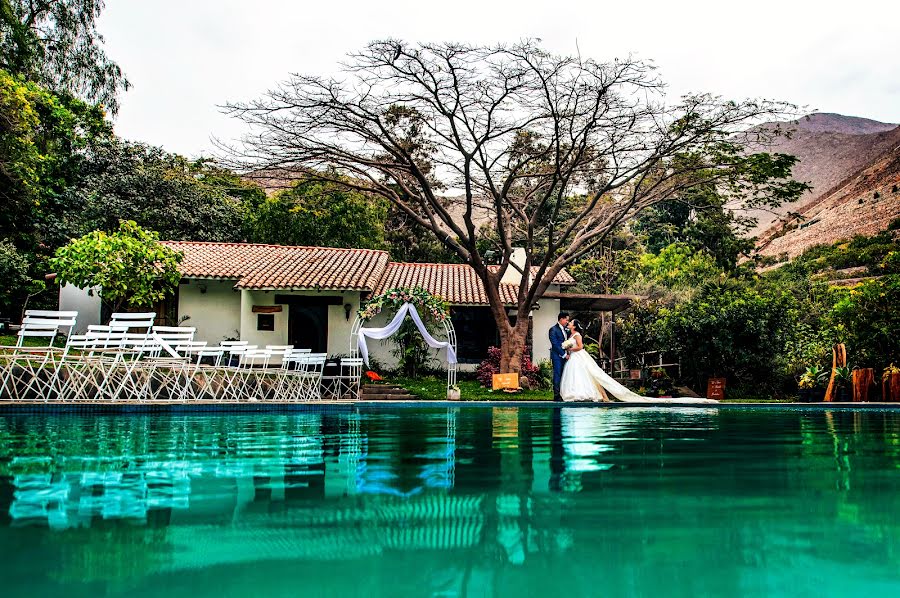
[60, 241, 634, 369]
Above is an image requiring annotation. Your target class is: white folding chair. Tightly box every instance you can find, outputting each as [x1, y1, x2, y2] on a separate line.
[220, 345, 259, 401]
[236, 349, 273, 401]
[335, 357, 364, 400]
[0, 311, 77, 401]
[271, 348, 312, 401]
[176, 343, 224, 401]
[299, 353, 327, 401]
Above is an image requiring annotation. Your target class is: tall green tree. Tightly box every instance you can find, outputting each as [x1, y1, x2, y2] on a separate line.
[72, 140, 259, 242]
[632, 156, 808, 271]
[50, 220, 183, 314]
[0, 69, 110, 248]
[0, 0, 128, 113]
[247, 179, 388, 249]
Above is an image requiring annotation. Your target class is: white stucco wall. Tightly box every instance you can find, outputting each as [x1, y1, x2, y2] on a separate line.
[233, 289, 361, 353]
[324, 292, 360, 355]
[239, 290, 288, 347]
[177, 280, 241, 344]
[58, 284, 102, 334]
[531, 296, 561, 367]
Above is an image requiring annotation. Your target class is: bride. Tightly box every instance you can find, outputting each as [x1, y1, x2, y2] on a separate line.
[559, 320, 717, 404]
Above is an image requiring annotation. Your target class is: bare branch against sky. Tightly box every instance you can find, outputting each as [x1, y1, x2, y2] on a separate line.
[96, 0, 900, 157]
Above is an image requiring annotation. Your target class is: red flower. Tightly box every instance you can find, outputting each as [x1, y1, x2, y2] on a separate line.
[366, 371, 383, 382]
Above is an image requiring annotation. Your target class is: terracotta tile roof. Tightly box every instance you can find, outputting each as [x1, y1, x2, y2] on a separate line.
[162, 241, 390, 291]
[487, 265, 576, 286]
[375, 262, 575, 306]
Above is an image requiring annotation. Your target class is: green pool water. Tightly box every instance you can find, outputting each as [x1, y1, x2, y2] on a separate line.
[1, 406, 899, 597]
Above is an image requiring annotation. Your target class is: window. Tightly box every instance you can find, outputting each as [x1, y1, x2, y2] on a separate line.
[450, 307, 499, 363]
[257, 314, 275, 331]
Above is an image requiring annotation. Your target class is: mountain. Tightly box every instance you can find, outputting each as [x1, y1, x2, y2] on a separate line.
[745, 113, 898, 239]
[757, 122, 900, 258]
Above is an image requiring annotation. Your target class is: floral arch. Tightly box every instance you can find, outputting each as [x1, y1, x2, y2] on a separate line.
[350, 287, 458, 396]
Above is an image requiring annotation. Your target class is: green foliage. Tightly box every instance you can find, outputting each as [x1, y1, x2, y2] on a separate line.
[389, 319, 437, 378]
[72, 140, 257, 241]
[830, 275, 900, 370]
[637, 243, 722, 290]
[0, 69, 110, 250]
[798, 366, 829, 390]
[658, 278, 795, 390]
[568, 232, 643, 293]
[247, 179, 388, 250]
[0, 239, 44, 315]
[632, 184, 756, 270]
[384, 205, 462, 263]
[0, 0, 128, 113]
[51, 220, 183, 313]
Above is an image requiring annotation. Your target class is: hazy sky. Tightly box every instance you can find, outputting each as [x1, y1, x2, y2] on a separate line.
[98, 0, 900, 157]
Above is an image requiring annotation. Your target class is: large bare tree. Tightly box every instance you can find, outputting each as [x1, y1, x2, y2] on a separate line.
[222, 40, 801, 372]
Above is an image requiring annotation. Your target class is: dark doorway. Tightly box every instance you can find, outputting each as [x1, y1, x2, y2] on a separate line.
[451, 307, 500, 364]
[288, 304, 328, 352]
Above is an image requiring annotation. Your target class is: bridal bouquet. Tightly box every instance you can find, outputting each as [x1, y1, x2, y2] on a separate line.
[562, 338, 576, 350]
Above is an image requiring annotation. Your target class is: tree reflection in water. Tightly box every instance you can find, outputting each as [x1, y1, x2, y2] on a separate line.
[0, 407, 899, 597]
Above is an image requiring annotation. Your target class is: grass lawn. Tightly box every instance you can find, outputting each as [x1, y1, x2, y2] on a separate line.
[391, 376, 555, 401]
[0, 333, 64, 348]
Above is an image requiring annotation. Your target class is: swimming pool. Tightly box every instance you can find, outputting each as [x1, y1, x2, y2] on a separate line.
[1, 406, 898, 597]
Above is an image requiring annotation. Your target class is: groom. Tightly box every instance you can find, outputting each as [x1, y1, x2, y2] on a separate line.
[549, 312, 570, 402]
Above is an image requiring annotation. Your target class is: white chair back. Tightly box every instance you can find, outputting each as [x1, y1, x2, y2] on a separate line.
[16, 310, 79, 347]
[109, 312, 156, 333]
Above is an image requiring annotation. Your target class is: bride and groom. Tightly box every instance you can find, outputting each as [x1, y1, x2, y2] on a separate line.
[550, 312, 717, 404]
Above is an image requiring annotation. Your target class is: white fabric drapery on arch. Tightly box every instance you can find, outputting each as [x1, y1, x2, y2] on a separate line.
[356, 303, 458, 366]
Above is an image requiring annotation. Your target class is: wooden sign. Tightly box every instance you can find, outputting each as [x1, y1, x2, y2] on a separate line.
[252, 305, 283, 314]
[492, 373, 520, 390]
[629, 369, 642, 380]
[707, 377, 726, 400]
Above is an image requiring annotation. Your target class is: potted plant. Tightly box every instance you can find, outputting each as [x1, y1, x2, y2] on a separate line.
[447, 384, 461, 401]
[834, 366, 852, 402]
[647, 367, 675, 398]
[798, 366, 828, 402]
[882, 364, 900, 402]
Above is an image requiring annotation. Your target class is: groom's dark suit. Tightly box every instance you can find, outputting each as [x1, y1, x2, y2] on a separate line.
[549, 323, 569, 401]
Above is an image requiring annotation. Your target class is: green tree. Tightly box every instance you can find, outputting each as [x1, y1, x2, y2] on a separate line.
[72, 140, 257, 242]
[830, 275, 900, 371]
[0, 0, 128, 113]
[0, 240, 44, 316]
[384, 205, 462, 263]
[632, 159, 808, 272]
[0, 69, 110, 248]
[50, 220, 183, 313]
[660, 278, 796, 390]
[247, 179, 388, 249]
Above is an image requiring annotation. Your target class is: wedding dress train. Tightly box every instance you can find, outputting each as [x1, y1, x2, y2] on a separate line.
[560, 348, 718, 404]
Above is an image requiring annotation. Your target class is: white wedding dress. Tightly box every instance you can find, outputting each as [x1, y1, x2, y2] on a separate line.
[559, 334, 718, 404]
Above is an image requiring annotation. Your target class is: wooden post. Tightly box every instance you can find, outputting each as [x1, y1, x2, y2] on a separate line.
[823, 343, 846, 402]
[852, 368, 874, 402]
[886, 372, 900, 402]
[609, 310, 616, 374]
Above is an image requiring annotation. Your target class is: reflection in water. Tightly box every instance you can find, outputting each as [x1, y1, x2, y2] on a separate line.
[1, 407, 899, 598]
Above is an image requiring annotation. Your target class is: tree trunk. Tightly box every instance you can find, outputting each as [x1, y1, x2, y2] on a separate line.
[494, 310, 530, 374]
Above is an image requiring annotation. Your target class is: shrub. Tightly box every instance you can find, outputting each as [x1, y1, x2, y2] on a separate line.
[475, 346, 540, 388]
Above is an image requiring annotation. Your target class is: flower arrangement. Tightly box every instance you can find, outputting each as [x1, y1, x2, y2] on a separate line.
[359, 286, 450, 323]
[562, 338, 576, 350]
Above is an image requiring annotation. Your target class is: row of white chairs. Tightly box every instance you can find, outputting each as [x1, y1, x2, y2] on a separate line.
[0, 310, 364, 402]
